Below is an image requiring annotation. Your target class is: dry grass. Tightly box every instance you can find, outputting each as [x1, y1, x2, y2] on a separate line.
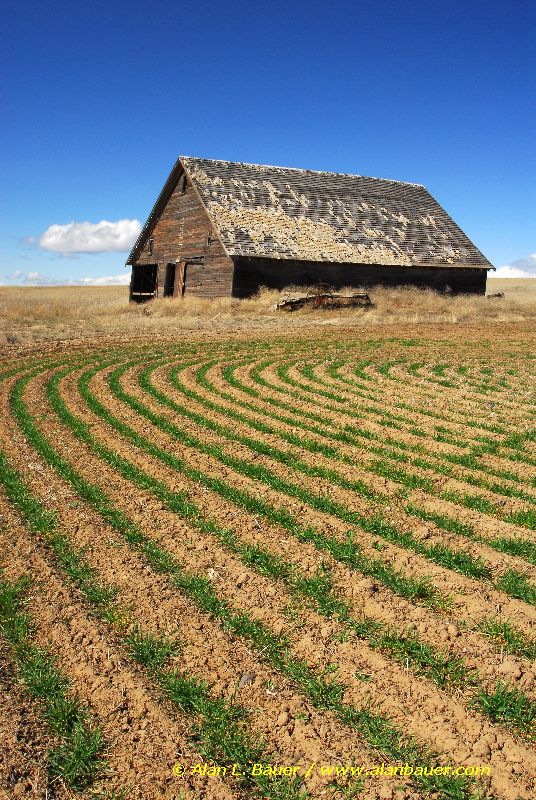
[1, 279, 535, 347]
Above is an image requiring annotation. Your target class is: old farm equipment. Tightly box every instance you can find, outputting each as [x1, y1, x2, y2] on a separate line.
[276, 283, 373, 312]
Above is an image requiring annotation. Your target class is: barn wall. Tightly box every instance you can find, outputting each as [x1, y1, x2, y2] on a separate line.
[130, 171, 234, 300]
[231, 257, 487, 297]
[182, 259, 235, 298]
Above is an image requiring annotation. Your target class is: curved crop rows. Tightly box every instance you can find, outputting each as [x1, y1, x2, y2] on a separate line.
[1, 333, 535, 800]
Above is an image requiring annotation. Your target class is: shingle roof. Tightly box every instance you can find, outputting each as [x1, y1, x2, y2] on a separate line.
[182, 157, 492, 269]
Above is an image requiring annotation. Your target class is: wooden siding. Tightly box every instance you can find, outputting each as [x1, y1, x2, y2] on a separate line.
[231, 257, 487, 297]
[131, 170, 234, 300]
[180, 259, 232, 298]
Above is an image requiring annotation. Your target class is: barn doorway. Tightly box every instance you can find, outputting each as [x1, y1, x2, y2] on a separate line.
[163, 263, 176, 297]
[130, 264, 158, 302]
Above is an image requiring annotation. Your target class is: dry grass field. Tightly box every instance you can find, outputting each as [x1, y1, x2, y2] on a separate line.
[1, 279, 535, 348]
[1, 281, 535, 800]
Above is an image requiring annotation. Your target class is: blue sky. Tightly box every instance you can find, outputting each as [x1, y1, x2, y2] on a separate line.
[2, 0, 535, 284]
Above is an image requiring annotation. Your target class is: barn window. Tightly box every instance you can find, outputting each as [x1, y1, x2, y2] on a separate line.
[207, 232, 212, 248]
[147, 237, 153, 255]
[180, 175, 188, 194]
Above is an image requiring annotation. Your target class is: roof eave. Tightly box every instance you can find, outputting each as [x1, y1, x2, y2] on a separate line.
[232, 253, 493, 270]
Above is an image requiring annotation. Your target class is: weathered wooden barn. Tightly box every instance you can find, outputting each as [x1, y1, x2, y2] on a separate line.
[126, 157, 493, 301]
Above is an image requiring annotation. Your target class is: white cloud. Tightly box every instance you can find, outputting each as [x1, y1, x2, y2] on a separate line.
[22, 272, 66, 285]
[3, 271, 130, 286]
[38, 219, 141, 254]
[490, 252, 536, 278]
[76, 273, 131, 286]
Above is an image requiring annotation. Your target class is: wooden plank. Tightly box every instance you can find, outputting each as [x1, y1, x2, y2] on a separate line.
[132, 172, 234, 299]
[173, 261, 185, 297]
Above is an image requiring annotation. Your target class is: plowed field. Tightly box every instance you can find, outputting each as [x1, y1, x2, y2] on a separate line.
[1, 330, 535, 800]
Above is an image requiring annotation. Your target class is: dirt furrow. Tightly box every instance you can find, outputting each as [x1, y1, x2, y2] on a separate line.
[2, 344, 532, 800]
[307, 361, 513, 447]
[281, 361, 535, 480]
[234, 360, 488, 460]
[326, 361, 519, 442]
[17, 369, 536, 800]
[45, 364, 536, 685]
[157, 360, 536, 557]
[236, 360, 536, 514]
[192, 360, 536, 519]
[315, 362, 536, 471]
[0, 500, 230, 800]
[341, 370, 536, 478]
[102, 363, 536, 606]
[49, 363, 536, 686]
[375, 362, 534, 422]
[2, 372, 435, 800]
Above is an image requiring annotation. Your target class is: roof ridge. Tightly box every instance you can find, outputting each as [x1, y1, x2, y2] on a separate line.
[180, 156, 425, 188]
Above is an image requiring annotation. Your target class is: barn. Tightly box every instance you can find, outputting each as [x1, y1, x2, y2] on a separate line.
[126, 157, 493, 301]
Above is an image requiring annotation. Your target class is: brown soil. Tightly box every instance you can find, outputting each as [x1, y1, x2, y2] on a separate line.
[0, 648, 72, 800]
[0, 392, 422, 800]
[4, 371, 532, 797]
[0, 495, 238, 800]
[1, 320, 535, 800]
[153, 358, 535, 555]
[70, 362, 536, 631]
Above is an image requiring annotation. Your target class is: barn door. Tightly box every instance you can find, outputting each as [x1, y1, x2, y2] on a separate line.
[174, 260, 186, 297]
[163, 263, 176, 297]
[183, 261, 206, 296]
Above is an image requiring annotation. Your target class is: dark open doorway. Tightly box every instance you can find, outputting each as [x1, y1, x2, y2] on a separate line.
[163, 263, 176, 297]
[130, 264, 158, 302]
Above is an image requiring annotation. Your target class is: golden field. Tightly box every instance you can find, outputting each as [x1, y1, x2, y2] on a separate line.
[0, 279, 535, 349]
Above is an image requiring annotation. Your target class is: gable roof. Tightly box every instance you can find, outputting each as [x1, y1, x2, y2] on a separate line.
[127, 156, 493, 269]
